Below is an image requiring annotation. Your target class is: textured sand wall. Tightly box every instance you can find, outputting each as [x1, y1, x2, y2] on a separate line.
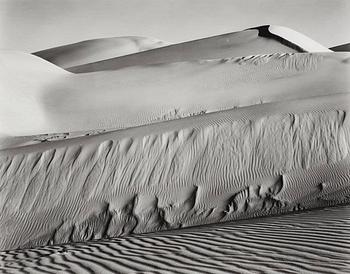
[0, 105, 349, 251]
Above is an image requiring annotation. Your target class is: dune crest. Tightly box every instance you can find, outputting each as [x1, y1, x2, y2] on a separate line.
[263, 25, 332, 52]
[34, 36, 170, 69]
[65, 25, 330, 73]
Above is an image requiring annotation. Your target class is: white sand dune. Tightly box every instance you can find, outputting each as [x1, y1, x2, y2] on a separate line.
[1, 205, 349, 274]
[34, 36, 170, 69]
[0, 52, 349, 143]
[268, 25, 332, 52]
[0, 92, 349, 251]
[65, 25, 331, 73]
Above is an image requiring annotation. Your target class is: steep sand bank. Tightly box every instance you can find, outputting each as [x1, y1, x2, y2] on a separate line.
[0, 93, 349, 251]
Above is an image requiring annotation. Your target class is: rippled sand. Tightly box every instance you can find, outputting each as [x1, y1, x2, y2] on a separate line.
[1, 205, 349, 274]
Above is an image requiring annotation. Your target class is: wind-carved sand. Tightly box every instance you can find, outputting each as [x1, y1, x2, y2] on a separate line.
[0, 93, 349, 251]
[0, 26, 349, 254]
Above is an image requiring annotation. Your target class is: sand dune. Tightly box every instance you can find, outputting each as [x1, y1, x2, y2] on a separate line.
[0, 52, 349, 142]
[0, 92, 349, 251]
[267, 25, 332, 52]
[0, 26, 348, 257]
[65, 25, 331, 73]
[34, 36, 170, 69]
[0, 51, 67, 143]
[1, 205, 349, 273]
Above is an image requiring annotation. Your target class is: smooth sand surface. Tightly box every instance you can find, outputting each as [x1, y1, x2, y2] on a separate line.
[34, 36, 170, 69]
[66, 25, 331, 73]
[0, 52, 349, 142]
[1, 205, 349, 274]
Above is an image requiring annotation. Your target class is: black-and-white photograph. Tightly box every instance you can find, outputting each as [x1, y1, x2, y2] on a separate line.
[0, 0, 349, 273]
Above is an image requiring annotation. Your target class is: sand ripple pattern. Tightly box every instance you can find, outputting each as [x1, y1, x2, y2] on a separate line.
[0, 105, 350, 251]
[1, 205, 349, 274]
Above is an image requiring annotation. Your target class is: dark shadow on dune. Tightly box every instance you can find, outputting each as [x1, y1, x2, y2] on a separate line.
[330, 43, 350, 52]
[249, 25, 306, 53]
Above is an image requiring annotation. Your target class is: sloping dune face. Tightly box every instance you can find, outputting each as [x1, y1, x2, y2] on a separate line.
[1, 205, 348, 274]
[66, 25, 331, 73]
[0, 51, 68, 141]
[0, 92, 349, 251]
[0, 52, 349, 140]
[34, 36, 170, 69]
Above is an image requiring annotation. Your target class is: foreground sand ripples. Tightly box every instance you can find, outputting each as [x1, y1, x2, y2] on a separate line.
[1, 205, 349, 273]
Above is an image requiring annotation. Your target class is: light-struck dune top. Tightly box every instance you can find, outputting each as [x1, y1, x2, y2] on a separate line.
[267, 25, 331, 53]
[63, 25, 331, 73]
[0, 51, 349, 141]
[33, 36, 170, 69]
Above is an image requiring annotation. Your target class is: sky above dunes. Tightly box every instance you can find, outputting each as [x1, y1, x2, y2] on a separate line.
[0, 0, 349, 52]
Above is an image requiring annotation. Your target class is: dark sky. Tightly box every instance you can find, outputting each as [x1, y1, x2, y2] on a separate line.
[0, 0, 349, 52]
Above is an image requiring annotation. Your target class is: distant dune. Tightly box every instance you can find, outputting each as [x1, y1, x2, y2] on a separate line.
[34, 36, 170, 69]
[266, 25, 332, 52]
[63, 25, 331, 73]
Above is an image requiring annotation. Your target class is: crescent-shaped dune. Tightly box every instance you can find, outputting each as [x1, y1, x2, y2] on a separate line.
[33, 36, 170, 69]
[64, 25, 331, 73]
